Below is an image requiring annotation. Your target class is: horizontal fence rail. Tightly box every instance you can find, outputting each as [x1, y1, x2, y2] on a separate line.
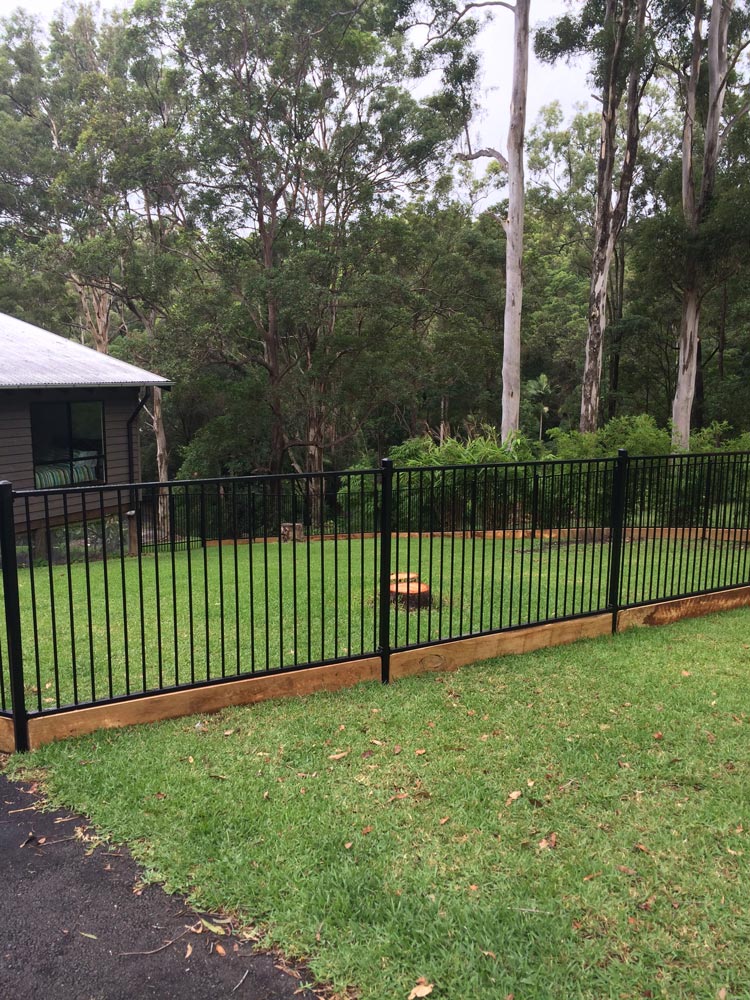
[2, 448, 750, 750]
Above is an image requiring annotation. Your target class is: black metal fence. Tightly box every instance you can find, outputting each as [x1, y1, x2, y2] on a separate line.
[2, 449, 750, 750]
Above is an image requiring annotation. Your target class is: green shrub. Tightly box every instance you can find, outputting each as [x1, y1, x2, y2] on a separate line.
[548, 415, 671, 458]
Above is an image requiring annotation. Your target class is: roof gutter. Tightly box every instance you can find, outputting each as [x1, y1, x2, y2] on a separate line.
[0, 380, 173, 390]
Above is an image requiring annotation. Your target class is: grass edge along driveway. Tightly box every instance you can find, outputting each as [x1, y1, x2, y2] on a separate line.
[11, 608, 750, 1000]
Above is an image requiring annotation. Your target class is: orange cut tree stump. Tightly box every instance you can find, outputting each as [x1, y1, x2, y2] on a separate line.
[389, 580, 431, 610]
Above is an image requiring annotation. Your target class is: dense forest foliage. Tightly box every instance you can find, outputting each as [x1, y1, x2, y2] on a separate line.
[1, 0, 749, 478]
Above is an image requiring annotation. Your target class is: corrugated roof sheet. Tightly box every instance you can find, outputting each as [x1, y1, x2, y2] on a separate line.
[0, 311, 172, 389]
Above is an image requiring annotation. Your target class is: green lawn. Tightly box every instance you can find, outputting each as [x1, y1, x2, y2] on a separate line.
[2, 531, 749, 712]
[11, 607, 750, 999]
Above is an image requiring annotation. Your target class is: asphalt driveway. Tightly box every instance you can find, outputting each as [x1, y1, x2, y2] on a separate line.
[0, 772, 319, 1000]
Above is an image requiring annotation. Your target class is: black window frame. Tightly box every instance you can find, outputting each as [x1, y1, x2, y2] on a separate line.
[31, 400, 107, 487]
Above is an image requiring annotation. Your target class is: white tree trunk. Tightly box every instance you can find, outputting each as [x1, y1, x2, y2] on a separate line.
[579, 0, 648, 433]
[72, 278, 113, 353]
[152, 386, 169, 483]
[151, 386, 170, 536]
[671, 287, 701, 450]
[580, 247, 614, 433]
[500, 0, 529, 444]
[439, 395, 449, 445]
[671, 0, 732, 451]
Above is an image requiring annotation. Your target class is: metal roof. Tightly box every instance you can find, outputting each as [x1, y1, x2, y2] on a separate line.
[0, 312, 172, 389]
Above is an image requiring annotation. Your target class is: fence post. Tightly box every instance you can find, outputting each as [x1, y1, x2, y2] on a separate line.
[531, 469, 540, 543]
[378, 459, 394, 684]
[200, 485, 207, 548]
[701, 459, 713, 541]
[0, 482, 28, 752]
[607, 449, 629, 634]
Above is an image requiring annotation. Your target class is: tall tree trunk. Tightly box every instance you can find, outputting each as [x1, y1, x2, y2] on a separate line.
[306, 395, 326, 528]
[72, 278, 113, 353]
[693, 336, 704, 429]
[439, 395, 449, 445]
[579, 0, 649, 432]
[135, 312, 171, 486]
[151, 386, 169, 483]
[607, 243, 626, 420]
[151, 385, 171, 535]
[671, 0, 732, 450]
[717, 281, 727, 379]
[500, 0, 529, 444]
[261, 225, 286, 476]
[672, 284, 701, 449]
[581, 249, 611, 431]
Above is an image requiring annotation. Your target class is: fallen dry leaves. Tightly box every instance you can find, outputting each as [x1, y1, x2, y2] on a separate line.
[407, 979, 434, 999]
[505, 790, 522, 806]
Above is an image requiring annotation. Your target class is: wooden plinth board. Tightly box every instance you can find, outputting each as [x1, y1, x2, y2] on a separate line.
[390, 614, 613, 680]
[26, 657, 381, 750]
[16, 585, 750, 751]
[616, 586, 750, 631]
[0, 715, 15, 754]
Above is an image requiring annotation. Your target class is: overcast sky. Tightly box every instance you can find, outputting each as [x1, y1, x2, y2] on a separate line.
[14, 0, 593, 157]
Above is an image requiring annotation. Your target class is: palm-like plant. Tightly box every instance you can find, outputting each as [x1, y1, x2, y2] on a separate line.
[525, 373, 553, 441]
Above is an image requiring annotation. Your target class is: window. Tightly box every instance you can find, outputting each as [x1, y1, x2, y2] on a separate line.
[31, 401, 105, 488]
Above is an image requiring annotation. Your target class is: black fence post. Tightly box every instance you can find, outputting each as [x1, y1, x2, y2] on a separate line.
[200, 485, 207, 548]
[0, 482, 28, 752]
[531, 469, 540, 543]
[702, 459, 713, 541]
[378, 459, 394, 684]
[607, 449, 629, 634]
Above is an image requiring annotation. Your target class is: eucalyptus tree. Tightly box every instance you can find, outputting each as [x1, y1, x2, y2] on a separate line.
[0, 4, 193, 481]
[131, 0, 475, 475]
[403, 0, 530, 444]
[663, 0, 750, 449]
[537, 0, 655, 433]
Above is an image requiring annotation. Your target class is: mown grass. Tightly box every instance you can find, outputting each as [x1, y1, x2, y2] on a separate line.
[3, 532, 746, 712]
[12, 608, 750, 999]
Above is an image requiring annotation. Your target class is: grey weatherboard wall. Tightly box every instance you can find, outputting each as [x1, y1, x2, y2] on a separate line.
[0, 310, 171, 533]
[0, 386, 143, 531]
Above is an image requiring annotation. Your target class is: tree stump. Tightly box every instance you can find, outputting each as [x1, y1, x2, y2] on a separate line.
[280, 522, 305, 542]
[389, 580, 431, 610]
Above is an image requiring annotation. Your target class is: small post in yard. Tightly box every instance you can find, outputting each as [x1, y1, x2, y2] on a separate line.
[530, 468, 540, 544]
[378, 459, 394, 684]
[0, 482, 28, 752]
[607, 449, 629, 634]
[701, 458, 713, 542]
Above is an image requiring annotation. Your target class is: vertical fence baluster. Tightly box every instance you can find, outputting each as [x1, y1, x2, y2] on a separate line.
[608, 449, 629, 632]
[0, 483, 28, 751]
[378, 459, 393, 684]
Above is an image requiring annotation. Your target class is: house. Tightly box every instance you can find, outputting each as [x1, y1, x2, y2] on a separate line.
[0, 311, 171, 534]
